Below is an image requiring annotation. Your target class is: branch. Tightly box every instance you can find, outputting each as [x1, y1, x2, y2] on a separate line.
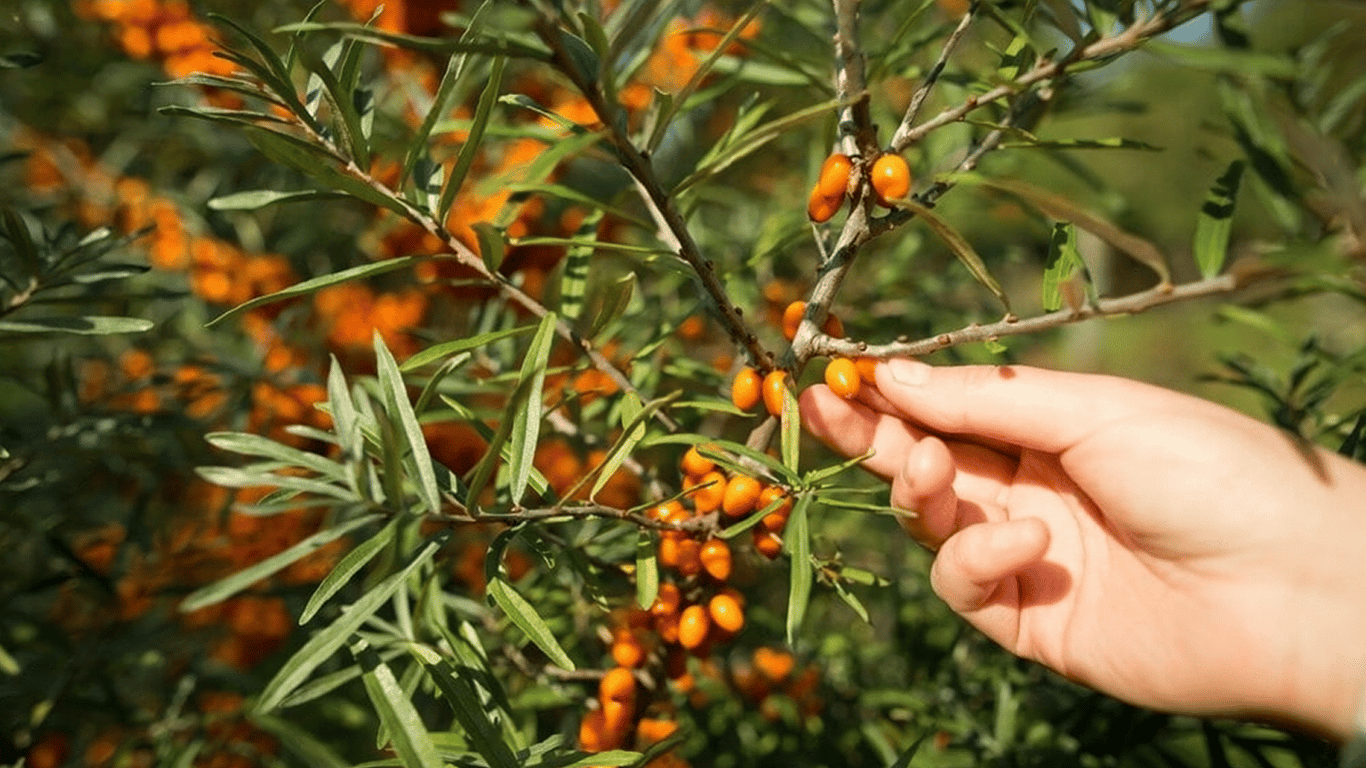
[890, 4, 976, 150]
[810, 274, 1243, 358]
[536, 21, 775, 373]
[890, 0, 1214, 152]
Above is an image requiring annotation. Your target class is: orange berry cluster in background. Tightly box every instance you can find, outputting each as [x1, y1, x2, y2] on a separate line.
[77, 0, 241, 101]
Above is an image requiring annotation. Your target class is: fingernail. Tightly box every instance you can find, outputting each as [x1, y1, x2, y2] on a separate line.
[886, 357, 930, 386]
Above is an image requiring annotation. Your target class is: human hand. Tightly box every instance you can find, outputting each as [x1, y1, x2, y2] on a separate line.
[800, 358, 1366, 740]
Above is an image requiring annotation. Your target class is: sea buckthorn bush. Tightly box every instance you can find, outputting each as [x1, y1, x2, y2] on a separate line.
[2, 0, 1364, 766]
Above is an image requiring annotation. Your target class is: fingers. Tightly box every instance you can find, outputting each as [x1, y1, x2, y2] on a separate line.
[890, 436, 958, 547]
[930, 517, 1050, 646]
[874, 358, 1178, 454]
[799, 383, 923, 480]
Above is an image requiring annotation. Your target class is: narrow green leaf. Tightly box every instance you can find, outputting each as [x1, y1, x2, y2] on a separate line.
[1145, 40, 1297, 78]
[785, 494, 813, 645]
[354, 643, 444, 768]
[302, 47, 368, 163]
[896, 198, 1012, 313]
[557, 211, 603, 323]
[208, 14, 322, 133]
[780, 385, 799, 472]
[181, 515, 381, 613]
[273, 21, 552, 60]
[300, 517, 399, 624]
[557, 29, 601, 87]
[1, 207, 40, 276]
[243, 126, 411, 217]
[0, 642, 19, 675]
[207, 254, 426, 328]
[251, 713, 350, 768]
[416, 652, 520, 768]
[635, 530, 659, 610]
[0, 316, 153, 335]
[507, 313, 557, 505]
[587, 272, 636, 338]
[326, 356, 362, 465]
[830, 578, 870, 624]
[474, 222, 507, 274]
[195, 465, 350, 499]
[487, 578, 575, 670]
[462, 375, 534, 512]
[1194, 160, 1245, 279]
[674, 98, 844, 194]
[1041, 222, 1084, 311]
[400, 325, 535, 371]
[590, 391, 661, 500]
[974, 177, 1170, 284]
[439, 56, 506, 224]
[255, 532, 447, 713]
[375, 331, 441, 514]
[208, 189, 345, 210]
[205, 432, 345, 479]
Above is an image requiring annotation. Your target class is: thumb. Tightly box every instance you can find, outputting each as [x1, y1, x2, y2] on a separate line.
[930, 518, 1049, 643]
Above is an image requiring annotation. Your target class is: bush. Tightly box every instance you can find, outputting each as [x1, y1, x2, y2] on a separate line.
[2, 0, 1363, 766]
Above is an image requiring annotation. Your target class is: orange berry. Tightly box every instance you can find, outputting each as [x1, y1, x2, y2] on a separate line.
[699, 538, 732, 581]
[678, 604, 710, 650]
[807, 185, 841, 223]
[815, 153, 853, 200]
[674, 538, 702, 577]
[825, 357, 861, 400]
[636, 717, 679, 746]
[688, 470, 727, 514]
[657, 535, 682, 569]
[731, 366, 762, 411]
[708, 592, 745, 634]
[753, 647, 796, 682]
[579, 708, 608, 751]
[655, 610, 681, 644]
[721, 475, 762, 518]
[650, 582, 681, 618]
[762, 370, 789, 417]
[758, 485, 792, 528]
[600, 666, 637, 703]
[600, 698, 632, 749]
[648, 499, 685, 521]
[854, 357, 878, 385]
[871, 153, 911, 206]
[753, 528, 783, 559]
[680, 444, 716, 478]
[611, 628, 648, 668]
[782, 300, 843, 341]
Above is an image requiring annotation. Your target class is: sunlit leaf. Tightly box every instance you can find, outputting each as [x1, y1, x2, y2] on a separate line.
[439, 56, 506, 223]
[208, 189, 345, 210]
[1194, 161, 1245, 279]
[507, 313, 557, 505]
[353, 642, 444, 768]
[300, 517, 399, 624]
[1042, 222, 1084, 311]
[207, 254, 427, 328]
[374, 332, 441, 514]
[785, 494, 813, 645]
[0, 316, 153, 335]
[636, 530, 659, 610]
[487, 577, 575, 670]
[895, 198, 1012, 313]
[414, 650, 521, 768]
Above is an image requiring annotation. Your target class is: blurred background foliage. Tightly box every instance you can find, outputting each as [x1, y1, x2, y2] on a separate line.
[0, 0, 1363, 766]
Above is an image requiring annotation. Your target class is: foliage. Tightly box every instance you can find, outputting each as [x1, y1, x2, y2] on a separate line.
[1, 0, 1364, 766]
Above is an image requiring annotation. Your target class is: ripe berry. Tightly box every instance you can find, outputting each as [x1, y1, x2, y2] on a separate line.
[871, 153, 911, 206]
[678, 604, 710, 650]
[753, 528, 783, 559]
[680, 444, 716, 478]
[782, 300, 844, 341]
[699, 538, 733, 581]
[708, 592, 745, 634]
[722, 474, 762, 518]
[599, 665, 637, 703]
[816, 153, 853, 199]
[762, 370, 789, 417]
[650, 582, 681, 618]
[636, 717, 679, 746]
[758, 486, 792, 531]
[825, 357, 860, 400]
[675, 538, 702, 577]
[731, 366, 762, 411]
[579, 708, 608, 751]
[688, 470, 727, 514]
[611, 629, 647, 668]
[854, 357, 878, 385]
[807, 186, 841, 223]
[753, 647, 796, 682]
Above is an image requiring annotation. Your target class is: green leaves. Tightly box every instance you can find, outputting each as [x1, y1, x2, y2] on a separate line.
[1042, 222, 1086, 312]
[487, 577, 575, 670]
[896, 198, 1012, 314]
[1194, 161, 1245, 279]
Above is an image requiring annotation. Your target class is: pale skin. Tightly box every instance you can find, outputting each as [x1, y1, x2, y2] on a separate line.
[799, 357, 1366, 741]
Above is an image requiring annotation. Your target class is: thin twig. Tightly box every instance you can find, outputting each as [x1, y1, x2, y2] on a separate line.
[891, 4, 976, 149]
[811, 273, 1244, 358]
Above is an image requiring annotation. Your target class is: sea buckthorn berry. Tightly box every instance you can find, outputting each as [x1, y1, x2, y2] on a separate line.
[753, 646, 796, 682]
[611, 628, 647, 668]
[600, 665, 637, 703]
[762, 370, 789, 416]
[825, 357, 861, 400]
[854, 357, 878, 385]
[636, 717, 679, 746]
[871, 153, 912, 206]
[648, 500, 685, 521]
[732, 366, 762, 411]
[675, 538, 702, 577]
[657, 535, 683, 569]
[782, 300, 844, 341]
[678, 604, 710, 650]
[650, 582, 681, 618]
[708, 592, 745, 634]
[699, 538, 733, 581]
[807, 185, 841, 223]
[579, 708, 608, 751]
[753, 528, 783, 559]
[758, 487, 792, 532]
[655, 610, 681, 644]
[688, 470, 727, 514]
[816, 153, 854, 200]
[722, 475, 762, 518]
[680, 444, 716, 478]
[600, 698, 632, 749]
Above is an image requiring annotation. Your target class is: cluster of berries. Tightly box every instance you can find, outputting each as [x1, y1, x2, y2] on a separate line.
[807, 151, 913, 222]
